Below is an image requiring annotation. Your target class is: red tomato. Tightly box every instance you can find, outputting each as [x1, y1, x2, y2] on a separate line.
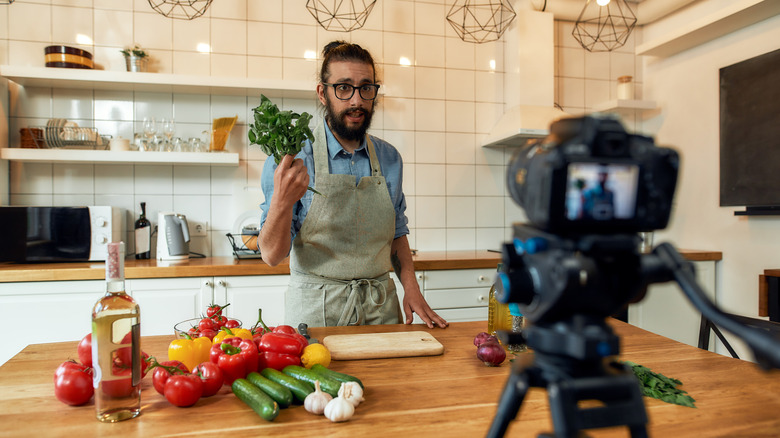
[206, 304, 223, 318]
[152, 360, 189, 395]
[272, 325, 297, 335]
[198, 318, 216, 332]
[54, 361, 94, 406]
[164, 373, 203, 407]
[225, 319, 241, 329]
[187, 327, 200, 338]
[199, 328, 217, 340]
[77, 334, 92, 368]
[101, 366, 134, 398]
[212, 315, 228, 329]
[192, 362, 223, 397]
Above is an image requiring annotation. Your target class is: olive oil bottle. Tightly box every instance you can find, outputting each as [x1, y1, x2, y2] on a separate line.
[92, 242, 141, 422]
[487, 263, 512, 336]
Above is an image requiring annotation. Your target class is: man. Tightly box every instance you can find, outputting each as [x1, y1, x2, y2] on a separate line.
[258, 41, 448, 329]
[582, 170, 615, 220]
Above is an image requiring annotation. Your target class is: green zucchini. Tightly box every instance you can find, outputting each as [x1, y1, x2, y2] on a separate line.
[311, 364, 364, 389]
[282, 365, 341, 397]
[260, 367, 314, 403]
[246, 371, 293, 408]
[231, 378, 279, 421]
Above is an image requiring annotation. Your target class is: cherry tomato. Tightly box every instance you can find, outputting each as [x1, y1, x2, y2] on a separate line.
[77, 333, 92, 368]
[199, 328, 217, 340]
[192, 362, 223, 397]
[198, 318, 216, 332]
[273, 325, 297, 335]
[54, 361, 94, 406]
[152, 360, 189, 395]
[101, 366, 134, 398]
[164, 373, 203, 407]
[225, 319, 241, 329]
[187, 327, 200, 338]
[212, 315, 228, 329]
[206, 304, 223, 318]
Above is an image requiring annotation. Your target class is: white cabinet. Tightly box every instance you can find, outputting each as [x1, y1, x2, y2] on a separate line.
[126, 277, 211, 337]
[0, 279, 104, 365]
[417, 268, 495, 323]
[628, 260, 716, 349]
[210, 275, 287, 329]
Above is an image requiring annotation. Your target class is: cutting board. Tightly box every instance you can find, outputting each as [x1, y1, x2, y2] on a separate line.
[321, 331, 444, 360]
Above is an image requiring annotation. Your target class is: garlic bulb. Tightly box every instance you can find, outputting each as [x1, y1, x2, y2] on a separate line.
[304, 380, 333, 415]
[324, 396, 355, 422]
[338, 381, 365, 407]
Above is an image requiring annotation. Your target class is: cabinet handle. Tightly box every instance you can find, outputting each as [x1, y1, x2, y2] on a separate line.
[477, 295, 486, 302]
[416, 274, 423, 280]
[218, 280, 227, 287]
[204, 281, 212, 288]
[478, 275, 486, 282]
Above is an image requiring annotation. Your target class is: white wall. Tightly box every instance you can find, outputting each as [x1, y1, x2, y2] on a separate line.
[642, 4, 780, 359]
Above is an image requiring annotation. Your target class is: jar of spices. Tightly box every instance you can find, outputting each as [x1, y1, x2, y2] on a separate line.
[617, 76, 634, 100]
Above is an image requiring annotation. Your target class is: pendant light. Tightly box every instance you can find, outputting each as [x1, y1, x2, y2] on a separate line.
[447, 0, 516, 44]
[306, 0, 377, 32]
[148, 0, 213, 20]
[573, 0, 637, 52]
[1, 0, 15, 4]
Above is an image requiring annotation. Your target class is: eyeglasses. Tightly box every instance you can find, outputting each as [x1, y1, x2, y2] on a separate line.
[323, 82, 380, 101]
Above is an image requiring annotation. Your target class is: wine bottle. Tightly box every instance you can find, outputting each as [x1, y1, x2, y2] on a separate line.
[91, 241, 141, 422]
[134, 202, 151, 259]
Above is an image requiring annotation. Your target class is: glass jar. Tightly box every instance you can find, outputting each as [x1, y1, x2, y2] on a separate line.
[617, 75, 634, 100]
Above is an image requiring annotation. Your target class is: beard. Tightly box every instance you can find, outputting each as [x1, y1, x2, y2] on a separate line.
[324, 94, 374, 142]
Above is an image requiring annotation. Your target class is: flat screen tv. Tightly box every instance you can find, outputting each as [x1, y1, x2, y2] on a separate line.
[719, 47, 780, 215]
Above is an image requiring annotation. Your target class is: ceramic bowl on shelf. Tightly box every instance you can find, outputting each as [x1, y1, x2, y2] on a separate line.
[173, 317, 242, 339]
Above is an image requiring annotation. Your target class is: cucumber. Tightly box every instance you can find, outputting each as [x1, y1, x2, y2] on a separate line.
[282, 365, 341, 398]
[260, 367, 314, 403]
[231, 378, 279, 421]
[246, 371, 293, 408]
[311, 364, 364, 389]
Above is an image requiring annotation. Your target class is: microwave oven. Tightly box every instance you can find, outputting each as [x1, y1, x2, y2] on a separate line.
[0, 206, 124, 262]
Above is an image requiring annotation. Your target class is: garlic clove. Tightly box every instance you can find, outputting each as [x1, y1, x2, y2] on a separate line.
[324, 396, 355, 422]
[338, 381, 365, 407]
[304, 380, 333, 415]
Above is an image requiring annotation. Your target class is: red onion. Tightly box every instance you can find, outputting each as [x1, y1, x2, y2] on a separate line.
[476, 341, 506, 366]
[474, 332, 498, 347]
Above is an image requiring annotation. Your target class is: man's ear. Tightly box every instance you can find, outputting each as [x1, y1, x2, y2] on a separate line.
[316, 83, 327, 106]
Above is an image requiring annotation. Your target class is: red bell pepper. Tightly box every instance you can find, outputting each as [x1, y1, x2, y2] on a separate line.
[209, 337, 258, 385]
[256, 332, 307, 371]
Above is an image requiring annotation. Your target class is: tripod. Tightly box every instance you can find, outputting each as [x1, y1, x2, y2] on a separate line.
[487, 317, 648, 438]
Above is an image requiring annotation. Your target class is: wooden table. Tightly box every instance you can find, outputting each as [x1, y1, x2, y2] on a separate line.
[1, 320, 777, 437]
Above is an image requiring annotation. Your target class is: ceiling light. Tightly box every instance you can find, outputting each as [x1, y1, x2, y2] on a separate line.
[148, 0, 212, 20]
[573, 0, 637, 52]
[446, 0, 516, 44]
[306, 0, 377, 32]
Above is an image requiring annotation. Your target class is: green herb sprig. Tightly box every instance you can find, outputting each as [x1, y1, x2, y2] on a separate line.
[624, 361, 697, 408]
[248, 94, 321, 195]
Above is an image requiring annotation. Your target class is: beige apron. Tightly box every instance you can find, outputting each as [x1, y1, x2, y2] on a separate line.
[284, 124, 402, 327]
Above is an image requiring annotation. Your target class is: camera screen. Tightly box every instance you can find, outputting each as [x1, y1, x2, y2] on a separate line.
[565, 163, 639, 221]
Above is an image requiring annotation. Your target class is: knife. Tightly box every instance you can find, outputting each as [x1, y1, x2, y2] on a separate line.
[298, 323, 318, 344]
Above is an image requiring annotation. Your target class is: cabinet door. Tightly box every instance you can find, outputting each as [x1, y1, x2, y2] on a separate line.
[127, 277, 209, 337]
[0, 280, 104, 366]
[628, 261, 716, 348]
[213, 276, 287, 328]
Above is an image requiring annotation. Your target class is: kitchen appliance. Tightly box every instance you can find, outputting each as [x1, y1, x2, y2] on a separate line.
[0, 206, 124, 262]
[157, 212, 190, 260]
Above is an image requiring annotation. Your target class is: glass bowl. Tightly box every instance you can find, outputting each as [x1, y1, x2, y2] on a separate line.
[173, 317, 242, 339]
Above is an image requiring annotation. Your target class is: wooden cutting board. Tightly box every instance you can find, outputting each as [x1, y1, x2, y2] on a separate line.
[321, 331, 444, 360]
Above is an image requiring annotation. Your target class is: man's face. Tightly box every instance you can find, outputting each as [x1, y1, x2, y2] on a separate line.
[319, 60, 376, 143]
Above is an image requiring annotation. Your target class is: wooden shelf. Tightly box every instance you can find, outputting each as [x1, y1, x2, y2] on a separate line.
[637, 0, 780, 58]
[0, 148, 238, 166]
[0, 65, 316, 98]
[592, 99, 658, 117]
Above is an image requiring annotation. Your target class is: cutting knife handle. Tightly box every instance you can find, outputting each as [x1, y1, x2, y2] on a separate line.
[297, 323, 311, 340]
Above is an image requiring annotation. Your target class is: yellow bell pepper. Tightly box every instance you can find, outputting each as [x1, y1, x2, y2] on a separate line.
[168, 335, 212, 372]
[212, 326, 253, 344]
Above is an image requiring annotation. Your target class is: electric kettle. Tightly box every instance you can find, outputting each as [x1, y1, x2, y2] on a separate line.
[157, 212, 190, 260]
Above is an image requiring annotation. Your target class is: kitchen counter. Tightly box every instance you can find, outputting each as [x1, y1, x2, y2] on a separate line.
[0, 319, 776, 436]
[0, 249, 721, 283]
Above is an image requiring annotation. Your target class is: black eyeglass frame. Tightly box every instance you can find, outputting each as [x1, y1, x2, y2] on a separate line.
[322, 82, 381, 101]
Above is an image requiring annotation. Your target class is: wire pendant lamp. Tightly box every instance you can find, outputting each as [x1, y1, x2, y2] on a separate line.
[573, 0, 637, 52]
[1, 0, 15, 4]
[447, 0, 516, 44]
[148, 0, 213, 20]
[306, 0, 377, 32]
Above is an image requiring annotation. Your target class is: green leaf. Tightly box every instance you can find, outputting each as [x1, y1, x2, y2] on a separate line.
[623, 361, 697, 408]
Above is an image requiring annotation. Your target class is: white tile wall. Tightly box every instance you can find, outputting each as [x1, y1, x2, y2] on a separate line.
[2, 1, 642, 254]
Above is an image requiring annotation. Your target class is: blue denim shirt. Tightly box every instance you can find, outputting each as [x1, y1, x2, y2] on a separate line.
[259, 123, 409, 249]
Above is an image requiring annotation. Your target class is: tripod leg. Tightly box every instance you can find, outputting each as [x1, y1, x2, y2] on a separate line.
[487, 369, 531, 438]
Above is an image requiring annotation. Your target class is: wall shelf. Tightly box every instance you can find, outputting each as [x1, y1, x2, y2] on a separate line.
[637, 0, 780, 58]
[0, 148, 239, 166]
[0, 65, 316, 98]
[592, 99, 658, 118]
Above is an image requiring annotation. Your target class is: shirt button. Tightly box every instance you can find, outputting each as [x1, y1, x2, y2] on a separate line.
[351, 161, 355, 165]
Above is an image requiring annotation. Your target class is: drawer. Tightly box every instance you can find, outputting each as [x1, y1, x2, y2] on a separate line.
[434, 307, 489, 323]
[421, 268, 496, 290]
[425, 287, 489, 309]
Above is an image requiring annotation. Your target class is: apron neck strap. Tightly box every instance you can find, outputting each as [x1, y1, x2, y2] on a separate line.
[312, 123, 383, 177]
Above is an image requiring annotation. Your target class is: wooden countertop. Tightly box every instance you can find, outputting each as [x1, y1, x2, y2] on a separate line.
[0, 320, 775, 436]
[0, 249, 722, 283]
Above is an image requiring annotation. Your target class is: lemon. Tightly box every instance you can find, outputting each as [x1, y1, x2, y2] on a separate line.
[301, 343, 331, 369]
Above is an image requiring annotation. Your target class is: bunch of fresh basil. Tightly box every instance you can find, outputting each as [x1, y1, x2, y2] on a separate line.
[248, 94, 314, 165]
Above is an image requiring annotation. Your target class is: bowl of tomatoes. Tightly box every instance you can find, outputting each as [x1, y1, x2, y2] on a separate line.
[174, 314, 242, 340]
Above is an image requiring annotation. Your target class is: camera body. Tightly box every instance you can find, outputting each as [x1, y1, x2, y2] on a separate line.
[507, 116, 679, 236]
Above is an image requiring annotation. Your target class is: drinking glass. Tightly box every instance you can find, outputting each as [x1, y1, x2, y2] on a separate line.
[161, 118, 175, 142]
[142, 117, 156, 143]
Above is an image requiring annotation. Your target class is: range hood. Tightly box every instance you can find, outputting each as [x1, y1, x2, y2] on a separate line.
[482, 9, 567, 147]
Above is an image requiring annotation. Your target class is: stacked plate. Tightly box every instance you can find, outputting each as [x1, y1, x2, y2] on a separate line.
[45, 118, 67, 148]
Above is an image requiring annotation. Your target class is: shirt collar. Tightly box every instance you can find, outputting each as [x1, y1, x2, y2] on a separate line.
[323, 122, 367, 159]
